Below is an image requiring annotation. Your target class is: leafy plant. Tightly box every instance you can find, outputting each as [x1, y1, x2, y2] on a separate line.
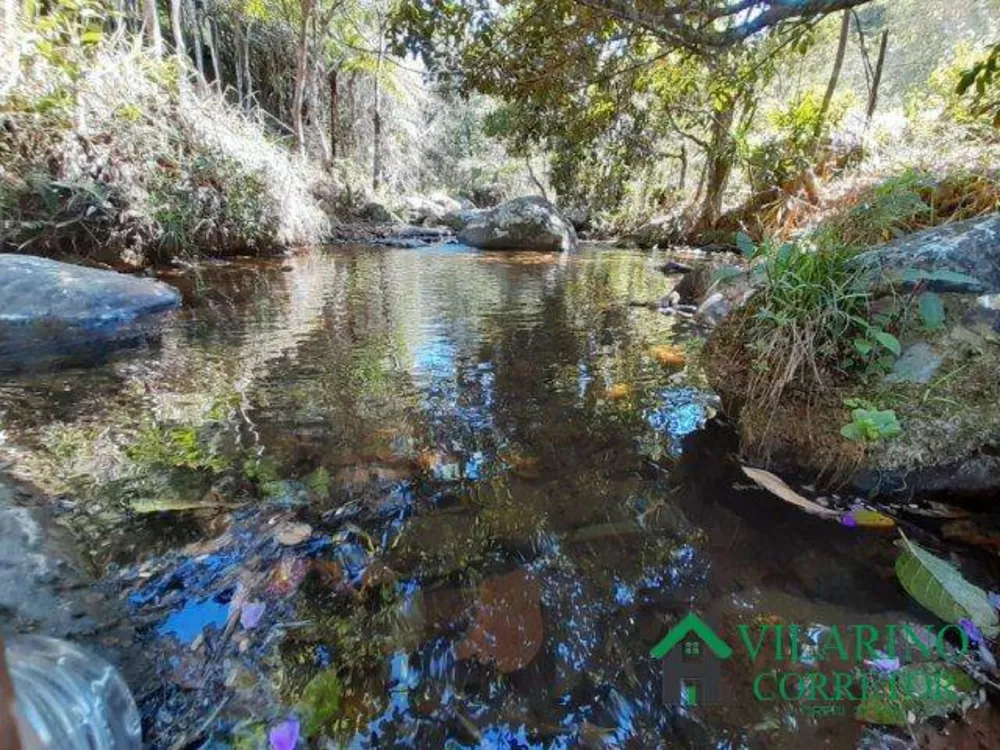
[895, 533, 999, 638]
[840, 407, 902, 442]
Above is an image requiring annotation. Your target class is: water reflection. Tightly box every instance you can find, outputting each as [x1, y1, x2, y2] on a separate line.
[0, 245, 916, 749]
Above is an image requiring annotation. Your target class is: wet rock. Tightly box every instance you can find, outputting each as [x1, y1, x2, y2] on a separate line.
[631, 214, 682, 249]
[0, 254, 181, 370]
[402, 194, 462, 227]
[472, 184, 506, 208]
[458, 196, 577, 252]
[0, 254, 181, 326]
[455, 568, 543, 673]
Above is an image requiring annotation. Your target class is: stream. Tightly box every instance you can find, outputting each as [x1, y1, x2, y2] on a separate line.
[0, 244, 961, 748]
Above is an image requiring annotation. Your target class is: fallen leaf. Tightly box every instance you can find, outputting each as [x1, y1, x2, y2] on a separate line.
[740, 465, 839, 519]
[240, 601, 266, 630]
[942, 519, 1000, 553]
[649, 345, 686, 367]
[895, 533, 999, 638]
[275, 521, 313, 546]
[456, 568, 544, 673]
[845, 509, 896, 529]
[606, 383, 632, 401]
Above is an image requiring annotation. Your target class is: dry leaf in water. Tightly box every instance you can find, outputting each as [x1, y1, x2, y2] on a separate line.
[606, 383, 632, 401]
[456, 568, 544, 673]
[649, 345, 686, 367]
[740, 465, 839, 519]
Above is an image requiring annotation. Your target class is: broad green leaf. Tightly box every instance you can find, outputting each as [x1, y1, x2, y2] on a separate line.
[919, 292, 945, 331]
[736, 231, 755, 258]
[853, 338, 873, 356]
[873, 330, 901, 356]
[895, 534, 999, 637]
[840, 422, 864, 441]
[900, 268, 983, 289]
[868, 409, 902, 438]
[856, 662, 977, 726]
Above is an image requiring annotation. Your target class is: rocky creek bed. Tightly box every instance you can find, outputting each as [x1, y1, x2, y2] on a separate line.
[0, 244, 998, 749]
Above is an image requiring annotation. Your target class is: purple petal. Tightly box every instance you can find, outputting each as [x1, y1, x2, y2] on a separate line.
[865, 656, 900, 673]
[840, 513, 858, 528]
[240, 601, 266, 630]
[989, 591, 1000, 611]
[269, 717, 300, 750]
[959, 618, 983, 645]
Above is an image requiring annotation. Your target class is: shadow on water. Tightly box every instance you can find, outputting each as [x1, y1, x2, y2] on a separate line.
[0, 245, 931, 748]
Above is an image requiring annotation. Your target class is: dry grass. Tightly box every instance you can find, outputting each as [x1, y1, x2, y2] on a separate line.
[1, 29, 329, 266]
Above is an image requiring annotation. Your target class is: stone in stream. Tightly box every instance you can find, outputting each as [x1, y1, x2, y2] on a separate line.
[458, 196, 578, 252]
[0, 254, 181, 370]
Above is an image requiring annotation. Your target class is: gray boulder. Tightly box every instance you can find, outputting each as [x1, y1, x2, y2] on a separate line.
[440, 208, 486, 232]
[0, 254, 181, 370]
[632, 214, 683, 249]
[357, 201, 396, 224]
[458, 196, 578, 252]
[0, 254, 181, 326]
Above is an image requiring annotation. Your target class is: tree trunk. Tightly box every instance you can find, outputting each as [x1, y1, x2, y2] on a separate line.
[814, 9, 850, 143]
[698, 103, 736, 229]
[242, 20, 253, 111]
[291, 0, 313, 154]
[372, 13, 385, 191]
[329, 66, 339, 160]
[169, 0, 185, 61]
[207, 18, 221, 89]
[142, 0, 163, 57]
[866, 30, 888, 123]
[234, 21, 244, 105]
[187, 0, 205, 88]
[1, 0, 18, 98]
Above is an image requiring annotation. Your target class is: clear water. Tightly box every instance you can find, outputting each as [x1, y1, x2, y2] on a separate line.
[0, 245, 927, 748]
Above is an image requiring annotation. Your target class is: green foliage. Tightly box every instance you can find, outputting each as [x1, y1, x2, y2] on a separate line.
[298, 670, 342, 737]
[840, 406, 901, 442]
[126, 422, 229, 472]
[895, 533, 1000, 638]
[955, 40, 1000, 126]
[743, 88, 854, 194]
[918, 291, 946, 331]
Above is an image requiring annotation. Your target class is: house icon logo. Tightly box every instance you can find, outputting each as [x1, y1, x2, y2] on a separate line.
[651, 613, 732, 707]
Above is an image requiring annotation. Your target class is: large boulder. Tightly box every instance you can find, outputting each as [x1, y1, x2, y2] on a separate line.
[0, 254, 181, 369]
[458, 196, 578, 252]
[631, 214, 683, 249]
[439, 208, 486, 232]
[402, 193, 463, 226]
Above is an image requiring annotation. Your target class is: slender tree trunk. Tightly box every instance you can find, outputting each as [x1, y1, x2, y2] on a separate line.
[329, 66, 339, 160]
[207, 18, 221, 89]
[234, 21, 245, 105]
[242, 20, 252, 111]
[815, 9, 850, 143]
[292, 0, 313, 154]
[170, 0, 185, 60]
[525, 155, 548, 200]
[142, 0, 163, 57]
[1, 0, 19, 98]
[866, 30, 888, 123]
[698, 104, 736, 228]
[187, 0, 205, 88]
[372, 13, 385, 191]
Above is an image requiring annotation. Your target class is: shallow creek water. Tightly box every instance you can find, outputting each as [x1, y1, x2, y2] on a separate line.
[0, 245, 946, 748]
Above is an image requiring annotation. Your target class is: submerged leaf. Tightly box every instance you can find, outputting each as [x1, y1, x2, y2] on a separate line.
[895, 534, 999, 637]
[740, 466, 839, 519]
[846, 509, 896, 529]
[856, 662, 977, 726]
[648, 345, 687, 367]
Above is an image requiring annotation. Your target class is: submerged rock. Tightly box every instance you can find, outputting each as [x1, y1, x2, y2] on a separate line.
[0, 254, 181, 370]
[0, 254, 181, 326]
[458, 196, 577, 252]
